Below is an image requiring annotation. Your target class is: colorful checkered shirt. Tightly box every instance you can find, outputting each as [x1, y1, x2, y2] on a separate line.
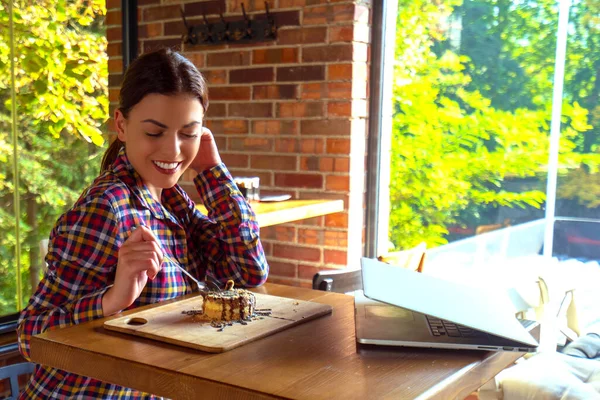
[17, 147, 268, 399]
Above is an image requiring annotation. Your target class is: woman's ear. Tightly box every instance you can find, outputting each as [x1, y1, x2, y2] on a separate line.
[115, 109, 127, 142]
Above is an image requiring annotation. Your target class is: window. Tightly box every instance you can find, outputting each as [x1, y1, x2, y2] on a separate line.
[372, 0, 600, 260]
[0, 1, 108, 319]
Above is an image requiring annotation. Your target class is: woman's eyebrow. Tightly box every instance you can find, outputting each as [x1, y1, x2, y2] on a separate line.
[182, 121, 202, 129]
[140, 119, 201, 129]
[141, 119, 168, 128]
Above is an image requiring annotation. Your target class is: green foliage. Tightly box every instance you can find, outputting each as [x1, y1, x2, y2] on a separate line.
[0, 0, 107, 314]
[389, 0, 600, 250]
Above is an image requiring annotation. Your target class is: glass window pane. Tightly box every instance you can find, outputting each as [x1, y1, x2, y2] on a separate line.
[387, 0, 566, 252]
[0, 2, 108, 318]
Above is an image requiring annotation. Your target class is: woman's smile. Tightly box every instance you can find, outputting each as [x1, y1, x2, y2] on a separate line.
[153, 160, 182, 174]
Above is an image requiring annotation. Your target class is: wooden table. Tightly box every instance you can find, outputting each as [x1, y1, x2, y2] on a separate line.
[197, 199, 344, 227]
[29, 284, 523, 399]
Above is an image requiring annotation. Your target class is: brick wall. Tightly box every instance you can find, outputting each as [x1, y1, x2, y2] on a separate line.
[106, 0, 371, 288]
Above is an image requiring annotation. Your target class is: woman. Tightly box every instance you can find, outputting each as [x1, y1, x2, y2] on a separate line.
[17, 48, 269, 399]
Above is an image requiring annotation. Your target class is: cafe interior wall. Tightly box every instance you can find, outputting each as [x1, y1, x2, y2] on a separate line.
[105, 0, 372, 288]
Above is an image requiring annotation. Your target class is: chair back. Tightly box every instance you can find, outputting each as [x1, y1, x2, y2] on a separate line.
[0, 362, 34, 399]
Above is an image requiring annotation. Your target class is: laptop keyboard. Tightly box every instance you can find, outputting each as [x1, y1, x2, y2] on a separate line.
[426, 315, 487, 338]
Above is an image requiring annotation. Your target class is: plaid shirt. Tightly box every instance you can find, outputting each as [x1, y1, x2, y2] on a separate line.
[17, 148, 268, 399]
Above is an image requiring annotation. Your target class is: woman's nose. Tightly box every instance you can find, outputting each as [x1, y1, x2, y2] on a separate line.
[162, 133, 181, 158]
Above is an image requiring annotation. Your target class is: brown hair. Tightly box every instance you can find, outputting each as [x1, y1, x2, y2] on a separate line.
[101, 48, 209, 172]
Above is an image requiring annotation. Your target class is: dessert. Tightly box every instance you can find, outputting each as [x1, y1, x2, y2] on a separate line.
[202, 280, 255, 322]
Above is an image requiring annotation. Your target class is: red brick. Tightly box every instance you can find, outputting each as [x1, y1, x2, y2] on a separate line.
[253, 85, 297, 100]
[300, 138, 325, 154]
[277, 27, 328, 45]
[261, 226, 296, 241]
[252, 120, 298, 135]
[301, 120, 351, 136]
[164, 20, 188, 36]
[220, 153, 249, 168]
[275, 173, 322, 189]
[325, 212, 348, 228]
[328, 102, 351, 117]
[253, 48, 299, 64]
[229, 0, 274, 12]
[202, 70, 227, 85]
[329, 26, 354, 42]
[295, 215, 324, 227]
[273, 244, 321, 262]
[142, 5, 180, 22]
[229, 137, 273, 152]
[324, 230, 348, 247]
[107, 27, 122, 42]
[268, 260, 297, 278]
[301, 82, 352, 100]
[326, 175, 350, 191]
[300, 156, 349, 172]
[324, 249, 348, 265]
[108, 59, 123, 74]
[303, 45, 353, 63]
[139, 22, 162, 38]
[303, 4, 355, 25]
[298, 264, 321, 280]
[328, 64, 352, 80]
[251, 155, 297, 170]
[109, 74, 123, 86]
[106, 0, 120, 9]
[143, 38, 182, 52]
[184, 52, 205, 68]
[230, 68, 274, 84]
[106, 10, 121, 26]
[209, 86, 251, 101]
[326, 138, 351, 154]
[298, 228, 323, 245]
[256, 11, 300, 27]
[275, 138, 299, 152]
[229, 103, 273, 118]
[206, 103, 226, 117]
[107, 42, 122, 57]
[205, 120, 248, 134]
[207, 51, 251, 67]
[109, 88, 120, 103]
[277, 65, 325, 82]
[184, 1, 225, 16]
[277, 102, 324, 118]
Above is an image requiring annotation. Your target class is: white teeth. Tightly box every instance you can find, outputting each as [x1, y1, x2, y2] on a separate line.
[154, 161, 179, 170]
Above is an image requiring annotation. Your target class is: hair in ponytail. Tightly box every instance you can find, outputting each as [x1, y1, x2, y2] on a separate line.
[100, 48, 209, 172]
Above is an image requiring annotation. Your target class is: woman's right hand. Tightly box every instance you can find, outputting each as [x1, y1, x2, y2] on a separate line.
[102, 225, 163, 316]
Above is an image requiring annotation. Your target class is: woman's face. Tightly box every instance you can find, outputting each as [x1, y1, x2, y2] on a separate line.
[115, 93, 204, 201]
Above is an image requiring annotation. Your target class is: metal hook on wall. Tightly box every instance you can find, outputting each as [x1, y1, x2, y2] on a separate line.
[181, 2, 278, 46]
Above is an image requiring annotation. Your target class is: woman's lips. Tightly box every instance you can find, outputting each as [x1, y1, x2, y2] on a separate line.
[153, 161, 181, 175]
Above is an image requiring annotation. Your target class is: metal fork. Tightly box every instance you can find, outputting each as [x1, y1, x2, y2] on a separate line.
[165, 255, 221, 293]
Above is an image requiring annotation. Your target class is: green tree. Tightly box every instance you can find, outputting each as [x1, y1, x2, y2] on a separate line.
[389, 0, 598, 249]
[0, 0, 107, 314]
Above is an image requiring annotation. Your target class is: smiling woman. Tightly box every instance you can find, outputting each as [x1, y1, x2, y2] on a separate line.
[114, 94, 211, 201]
[16, 48, 269, 399]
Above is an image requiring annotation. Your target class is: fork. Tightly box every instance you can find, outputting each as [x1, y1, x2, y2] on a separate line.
[165, 255, 221, 293]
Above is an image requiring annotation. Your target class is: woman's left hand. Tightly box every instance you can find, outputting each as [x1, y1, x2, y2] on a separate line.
[190, 127, 222, 173]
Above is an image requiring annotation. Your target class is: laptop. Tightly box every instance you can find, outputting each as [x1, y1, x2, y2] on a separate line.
[356, 257, 539, 352]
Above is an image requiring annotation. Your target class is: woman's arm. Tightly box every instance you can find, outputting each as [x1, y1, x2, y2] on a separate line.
[17, 196, 121, 360]
[183, 164, 268, 288]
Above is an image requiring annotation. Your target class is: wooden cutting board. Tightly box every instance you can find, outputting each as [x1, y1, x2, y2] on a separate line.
[104, 293, 332, 353]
